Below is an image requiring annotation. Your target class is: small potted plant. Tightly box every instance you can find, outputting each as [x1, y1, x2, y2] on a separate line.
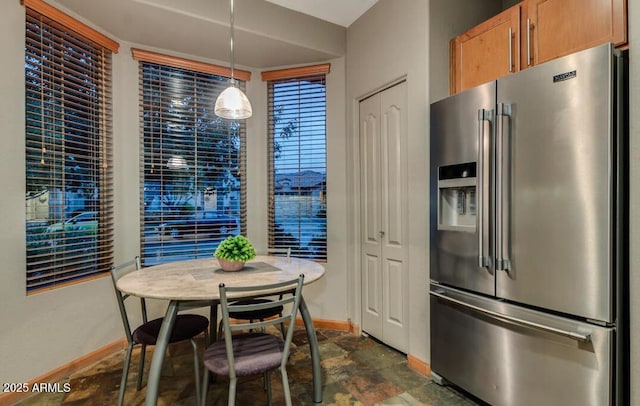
[214, 235, 256, 271]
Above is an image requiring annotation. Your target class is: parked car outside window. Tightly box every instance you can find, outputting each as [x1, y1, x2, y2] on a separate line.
[45, 211, 98, 233]
[156, 213, 238, 239]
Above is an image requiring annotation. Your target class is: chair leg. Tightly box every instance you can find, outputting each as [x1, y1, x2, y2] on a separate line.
[217, 318, 223, 340]
[201, 368, 210, 406]
[262, 367, 268, 391]
[281, 367, 292, 406]
[228, 376, 237, 406]
[278, 312, 286, 337]
[266, 371, 272, 406]
[189, 338, 201, 406]
[118, 343, 134, 406]
[136, 343, 146, 391]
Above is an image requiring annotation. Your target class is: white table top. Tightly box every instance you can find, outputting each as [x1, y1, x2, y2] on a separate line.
[117, 255, 325, 301]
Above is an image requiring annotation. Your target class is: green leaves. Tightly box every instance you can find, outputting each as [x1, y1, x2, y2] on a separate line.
[214, 235, 256, 261]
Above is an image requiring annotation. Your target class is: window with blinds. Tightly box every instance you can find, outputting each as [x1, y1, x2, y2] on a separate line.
[24, 2, 118, 292]
[137, 55, 247, 266]
[265, 65, 329, 261]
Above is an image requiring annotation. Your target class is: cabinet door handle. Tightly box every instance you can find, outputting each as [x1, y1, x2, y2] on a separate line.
[526, 18, 532, 66]
[508, 27, 513, 73]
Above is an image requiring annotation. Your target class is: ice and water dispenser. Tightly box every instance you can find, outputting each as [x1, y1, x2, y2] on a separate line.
[438, 162, 476, 231]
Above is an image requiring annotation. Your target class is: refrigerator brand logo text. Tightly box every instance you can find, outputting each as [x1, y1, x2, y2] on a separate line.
[553, 70, 577, 83]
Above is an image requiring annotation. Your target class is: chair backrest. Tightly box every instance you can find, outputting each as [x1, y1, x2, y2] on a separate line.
[110, 256, 145, 344]
[218, 274, 304, 375]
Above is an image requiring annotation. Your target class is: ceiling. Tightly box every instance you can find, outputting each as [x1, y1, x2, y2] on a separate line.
[264, 0, 378, 27]
[55, 0, 376, 69]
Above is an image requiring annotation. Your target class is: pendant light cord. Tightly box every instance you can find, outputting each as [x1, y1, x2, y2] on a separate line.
[229, 0, 235, 83]
[214, 0, 252, 119]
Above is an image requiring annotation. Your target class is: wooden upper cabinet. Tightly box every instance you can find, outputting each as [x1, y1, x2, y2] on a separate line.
[451, 5, 520, 94]
[450, 0, 628, 94]
[524, 0, 627, 67]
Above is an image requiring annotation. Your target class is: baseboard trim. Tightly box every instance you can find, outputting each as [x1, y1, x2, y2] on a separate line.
[348, 320, 359, 334]
[407, 354, 431, 377]
[0, 338, 126, 406]
[294, 317, 351, 331]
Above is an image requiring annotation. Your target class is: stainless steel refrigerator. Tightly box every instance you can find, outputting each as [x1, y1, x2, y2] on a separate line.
[429, 43, 628, 405]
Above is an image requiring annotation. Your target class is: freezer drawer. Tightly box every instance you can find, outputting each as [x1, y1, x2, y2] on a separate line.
[430, 284, 614, 406]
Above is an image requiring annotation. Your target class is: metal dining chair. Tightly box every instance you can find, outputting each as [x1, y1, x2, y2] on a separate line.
[219, 247, 292, 338]
[201, 275, 305, 406]
[110, 256, 209, 406]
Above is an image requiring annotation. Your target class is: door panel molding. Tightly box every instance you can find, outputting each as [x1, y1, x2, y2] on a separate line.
[359, 81, 409, 352]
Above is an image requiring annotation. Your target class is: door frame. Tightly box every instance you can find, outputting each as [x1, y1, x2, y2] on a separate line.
[351, 77, 409, 349]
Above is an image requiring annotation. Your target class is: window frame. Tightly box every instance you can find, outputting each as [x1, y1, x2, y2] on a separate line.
[134, 50, 250, 267]
[24, 0, 119, 293]
[263, 64, 330, 261]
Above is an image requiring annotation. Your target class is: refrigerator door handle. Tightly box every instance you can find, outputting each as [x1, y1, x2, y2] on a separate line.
[496, 103, 512, 272]
[477, 109, 492, 268]
[430, 290, 592, 343]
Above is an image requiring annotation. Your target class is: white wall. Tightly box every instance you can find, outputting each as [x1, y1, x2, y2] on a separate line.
[0, 1, 347, 385]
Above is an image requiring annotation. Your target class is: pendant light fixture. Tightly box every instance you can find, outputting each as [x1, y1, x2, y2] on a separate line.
[166, 155, 188, 170]
[214, 0, 252, 119]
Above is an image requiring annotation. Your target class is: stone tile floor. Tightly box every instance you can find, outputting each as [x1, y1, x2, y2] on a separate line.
[18, 328, 480, 405]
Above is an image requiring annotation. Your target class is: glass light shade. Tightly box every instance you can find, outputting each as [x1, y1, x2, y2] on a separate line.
[166, 155, 188, 170]
[214, 86, 252, 119]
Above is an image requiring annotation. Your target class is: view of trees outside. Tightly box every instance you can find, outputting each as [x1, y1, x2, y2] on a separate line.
[139, 64, 245, 265]
[270, 77, 327, 260]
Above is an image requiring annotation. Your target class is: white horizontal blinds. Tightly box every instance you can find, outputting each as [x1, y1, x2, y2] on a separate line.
[137, 58, 247, 266]
[24, 6, 115, 292]
[267, 70, 327, 261]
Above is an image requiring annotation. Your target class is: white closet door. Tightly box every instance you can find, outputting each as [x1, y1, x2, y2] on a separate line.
[360, 93, 383, 339]
[360, 81, 408, 352]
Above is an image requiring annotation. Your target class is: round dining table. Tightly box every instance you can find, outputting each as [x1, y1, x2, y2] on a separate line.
[117, 255, 325, 405]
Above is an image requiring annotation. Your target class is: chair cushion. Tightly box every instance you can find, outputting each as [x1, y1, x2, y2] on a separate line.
[204, 333, 284, 377]
[133, 314, 209, 345]
[228, 298, 283, 320]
